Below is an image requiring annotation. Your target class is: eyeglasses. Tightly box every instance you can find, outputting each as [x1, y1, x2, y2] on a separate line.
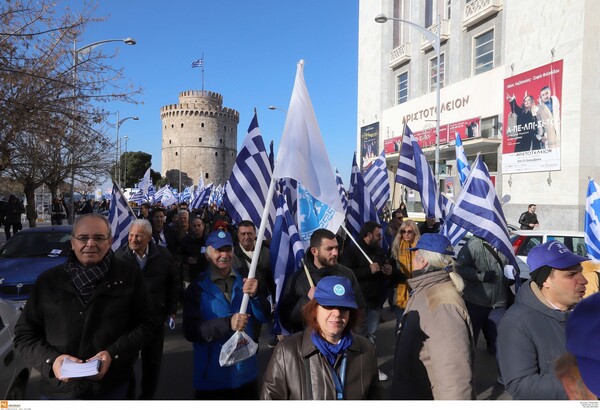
[73, 235, 110, 244]
[401, 230, 415, 234]
[322, 305, 350, 312]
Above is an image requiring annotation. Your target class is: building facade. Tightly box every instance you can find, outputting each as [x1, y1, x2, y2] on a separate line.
[358, 0, 600, 230]
[161, 90, 239, 187]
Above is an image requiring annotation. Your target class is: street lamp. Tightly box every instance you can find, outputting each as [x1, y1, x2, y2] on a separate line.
[268, 105, 287, 113]
[68, 37, 136, 223]
[375, 13, 442, 183]
[123, 136, 129, 188]
[115, 112, 139, 186]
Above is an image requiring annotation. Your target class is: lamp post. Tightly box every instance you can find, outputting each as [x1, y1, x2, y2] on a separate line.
[115, 112, 139, 186]
[69, 37, 136, 223]
[375, 13, 442, 183]
[268, 105, 287, 113]
[123, 136, 129, 188]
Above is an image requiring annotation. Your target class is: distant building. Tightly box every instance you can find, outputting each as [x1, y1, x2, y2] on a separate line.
[358, 0, 600, 229]
[161, 90, 239, 188]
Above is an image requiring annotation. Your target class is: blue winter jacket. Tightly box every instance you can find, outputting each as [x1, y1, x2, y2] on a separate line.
[183, 270, 270, 392]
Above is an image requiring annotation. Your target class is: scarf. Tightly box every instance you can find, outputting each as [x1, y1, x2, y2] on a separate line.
[66, 250, 111, 304]
[311, 330, 353, 367]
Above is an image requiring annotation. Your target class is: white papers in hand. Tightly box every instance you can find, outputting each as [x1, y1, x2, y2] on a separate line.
[60, 358, 100, 378]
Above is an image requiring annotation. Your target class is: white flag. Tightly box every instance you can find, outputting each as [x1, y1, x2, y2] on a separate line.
[138, 167, 152, 196]
[273, 60, 345, 239]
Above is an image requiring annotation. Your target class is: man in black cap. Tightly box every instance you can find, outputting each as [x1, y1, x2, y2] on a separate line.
[497, 240, 589, 399]
[392, 233, 475, 400]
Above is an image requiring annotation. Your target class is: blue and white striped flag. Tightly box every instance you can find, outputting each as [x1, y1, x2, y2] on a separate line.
[455, 133, 470, 186]
[270, 193, 305, 335]
[446, 156, 519, 283]
[396, 124, 443, 219]
[585, 178, 600, 262]
[161, 186, 177, 207]
[335, 168, 348, 212]
[223, 113, 275, 238]
[147, 185, 155, 204]
[278, 178, 298, 221]
[363, 150, 390, 213]
[153, 185, 169, 203]
[346, 152, 380, 240]
[190, 183, 213, 210]
[191, 58, 203, 68]
[108, 183, 136, 251]
[128, 189, 145, 205]
[441, 195, 468, 245]
[180, 186, 192, 204]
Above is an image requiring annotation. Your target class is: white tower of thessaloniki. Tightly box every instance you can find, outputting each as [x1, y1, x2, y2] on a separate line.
[161, 90, 239, 186]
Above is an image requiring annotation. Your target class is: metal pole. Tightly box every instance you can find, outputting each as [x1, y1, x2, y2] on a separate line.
[69, 40, 77, 224]
[124, 136, 128, 188]
[435, 13, 441, 185]
[179, 145, 182, 193]
[115, 111, 120, 186]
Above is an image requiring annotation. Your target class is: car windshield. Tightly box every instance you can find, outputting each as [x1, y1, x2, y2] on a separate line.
[0, 232, 72, 257]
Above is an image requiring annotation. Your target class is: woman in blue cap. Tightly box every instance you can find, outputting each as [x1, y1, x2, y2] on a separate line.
[261, 276, 383, 400]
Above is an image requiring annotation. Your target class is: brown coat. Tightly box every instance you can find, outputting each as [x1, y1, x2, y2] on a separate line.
[261, 329, 384, 400]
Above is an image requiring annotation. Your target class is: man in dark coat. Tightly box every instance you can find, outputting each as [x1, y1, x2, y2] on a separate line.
[14, 214, 157, 399]
[278, 229, 365, 334]
[115, 219, 181, 399]
[178, 215, 208, 284]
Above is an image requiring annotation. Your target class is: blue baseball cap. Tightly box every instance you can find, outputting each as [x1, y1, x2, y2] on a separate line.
[566, 293, 600, 397]
[313, 276, 358, 309]
[408, 233, 454, 255]
[206, 230, 233, 249]
[527, 240, 589, 272]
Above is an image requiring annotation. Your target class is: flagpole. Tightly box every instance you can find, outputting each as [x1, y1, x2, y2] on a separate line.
[340, 224, 374, 265]
[112, 179, 138, 218]
[239, 176, 278, 314]
[201, 52, 205, 94]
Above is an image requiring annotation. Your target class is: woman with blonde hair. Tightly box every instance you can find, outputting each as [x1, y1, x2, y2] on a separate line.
[391, 220, 420, 323]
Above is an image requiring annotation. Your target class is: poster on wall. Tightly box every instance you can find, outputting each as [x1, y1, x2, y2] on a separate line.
[502, 60, 563, 174]
[360, 122, 379, 170]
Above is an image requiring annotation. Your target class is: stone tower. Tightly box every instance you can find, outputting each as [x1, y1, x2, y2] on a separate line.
[161, 90, 239, 187]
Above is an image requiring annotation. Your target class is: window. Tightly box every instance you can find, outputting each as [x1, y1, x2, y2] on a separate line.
[397, 71, 408, 104]
[205, 173, 209, 178]
[175, 151, 178, 156]
[181, 123, 184, 128]
[215, 152, 218, 157]
[201, 123, 204, 128]
[425, 0, 449, 28]
[393, 0, 411, 48]
[198, 137, 202, 142]
[430, 53, 445, 92]
[480, 116, 499, 138]
[474, 30, 494, 75]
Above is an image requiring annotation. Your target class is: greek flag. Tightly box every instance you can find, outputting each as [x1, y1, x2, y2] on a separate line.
[190, 183, 213, 210]
[346, 152, 380, 240]
[335, 168, 348, 212]
[363, 150, 390, 213]
[584, 178, 600, 262]
[153, 185, 169, 203]
[455, 133, 470, 186]
[108, 183, 136, 251]
[180, 187, 192, 204]
[446, 156, 519, 282]
[396, 124, 443, 219]
[128, 189, 145, 205]
[278, 178, 298, 221]
[270, 193, 305, 335]
[161, 186, 177, 207]
[191, 58, 203, 68]
[138, 167, 152, 196]
[441, 195, 468, 245]
[223, 113, 275, 238]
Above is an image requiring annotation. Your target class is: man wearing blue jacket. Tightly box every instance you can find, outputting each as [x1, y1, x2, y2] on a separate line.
[183, 230, 270, 399]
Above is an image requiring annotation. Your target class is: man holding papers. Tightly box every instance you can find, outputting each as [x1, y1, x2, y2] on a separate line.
[14, 214, 157, 399]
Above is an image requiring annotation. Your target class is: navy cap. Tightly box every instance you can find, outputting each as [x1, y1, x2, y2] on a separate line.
[566, 292, 600, 396]
[527, 240, 589, 272]
[408, 233, 454, 255]
[313, 276, 358, 309]
[206, 230, 233, 249]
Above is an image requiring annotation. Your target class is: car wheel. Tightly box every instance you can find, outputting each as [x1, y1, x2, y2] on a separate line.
[6, 377, 26, 400]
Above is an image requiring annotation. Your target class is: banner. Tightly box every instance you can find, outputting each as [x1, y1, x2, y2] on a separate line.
[360, 122, 379, 170]
[502, 60, 563, 173]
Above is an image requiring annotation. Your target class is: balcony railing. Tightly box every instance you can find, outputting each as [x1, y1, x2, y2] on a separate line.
[420, 19, 450, 51]
[389, 41, 411, 68]
[463, 0, 503, 30]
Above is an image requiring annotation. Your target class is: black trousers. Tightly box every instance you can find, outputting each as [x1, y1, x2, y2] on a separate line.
[193, 380, 258, 400]
[129, 324, 165, 399]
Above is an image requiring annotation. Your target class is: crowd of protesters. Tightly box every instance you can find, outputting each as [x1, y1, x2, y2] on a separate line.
[10, 199, 600, 400]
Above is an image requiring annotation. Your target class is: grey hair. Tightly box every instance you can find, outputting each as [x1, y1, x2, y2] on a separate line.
[177, 209, 189, 217]
[72, 214, 110, 236]
[130, 218, 153, 235]
[416, 249, 453, 272]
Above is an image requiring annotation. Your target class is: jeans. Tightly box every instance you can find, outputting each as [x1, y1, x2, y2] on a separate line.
[361, 306, 381, 344]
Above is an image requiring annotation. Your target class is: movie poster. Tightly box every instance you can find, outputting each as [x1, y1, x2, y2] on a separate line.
[361, 122, 379, 170]
[502, 60, 563, 173]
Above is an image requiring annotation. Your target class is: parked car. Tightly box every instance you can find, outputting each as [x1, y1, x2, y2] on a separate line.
[0, 299, 30, 399]
[0, 226, 72, 308]
[511, 230, 587, 280]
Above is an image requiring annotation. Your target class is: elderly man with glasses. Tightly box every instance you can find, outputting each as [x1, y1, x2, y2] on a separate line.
[15, 214, 157, 400]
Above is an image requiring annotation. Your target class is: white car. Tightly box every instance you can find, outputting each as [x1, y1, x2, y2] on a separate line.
[0, 300, 30, 399]
[510, 230, 587, 280]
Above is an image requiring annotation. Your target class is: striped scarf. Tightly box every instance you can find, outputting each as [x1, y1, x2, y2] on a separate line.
[66, 250, 111, 304]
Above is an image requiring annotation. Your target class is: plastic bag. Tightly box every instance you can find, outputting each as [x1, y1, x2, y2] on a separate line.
[219, 331, 258, 367]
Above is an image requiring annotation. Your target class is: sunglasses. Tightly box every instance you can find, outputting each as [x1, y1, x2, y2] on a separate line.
[322, 305, 350, 312]
[401, 230, 415, 234]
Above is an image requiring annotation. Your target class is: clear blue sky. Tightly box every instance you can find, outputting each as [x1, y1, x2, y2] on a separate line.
[61, 0, 359, 187]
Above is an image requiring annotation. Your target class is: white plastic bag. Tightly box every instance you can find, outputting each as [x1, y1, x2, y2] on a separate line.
[219, 331, 258, 367]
